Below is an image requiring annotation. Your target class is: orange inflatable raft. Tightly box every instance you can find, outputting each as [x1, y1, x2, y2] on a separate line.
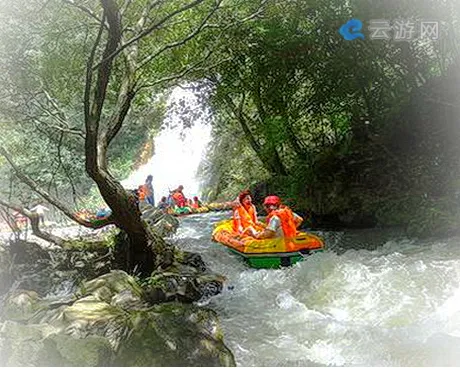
[211, 219, 324, 268]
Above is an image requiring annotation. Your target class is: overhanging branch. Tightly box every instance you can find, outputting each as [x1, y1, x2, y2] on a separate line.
[0, 146, 114, 229]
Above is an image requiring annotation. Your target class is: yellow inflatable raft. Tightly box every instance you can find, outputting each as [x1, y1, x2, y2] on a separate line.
[211, 219, 324, 268]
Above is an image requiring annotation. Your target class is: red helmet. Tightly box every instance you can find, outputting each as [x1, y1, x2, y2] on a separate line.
[263, 195, 281, 206]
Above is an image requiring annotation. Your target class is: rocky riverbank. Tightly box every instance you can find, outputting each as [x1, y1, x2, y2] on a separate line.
[0, 205, 235, 366]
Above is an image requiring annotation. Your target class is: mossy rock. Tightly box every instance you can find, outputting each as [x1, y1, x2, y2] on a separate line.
[146, 262, 225, 303]
[2, 290, 42, 321]
[77, 270, 143, 303]
[114, 303, 235, 366]
[0, 321, 113, 366]
[2, 270, 234, 367]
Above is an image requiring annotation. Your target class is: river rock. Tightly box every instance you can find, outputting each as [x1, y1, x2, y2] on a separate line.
[76, 269, 144, 303]
[9, 240, 50, 264]
[145, 262, 226, 303]
[1, 290, 42, 321]
[141, 205, 180, 237]
[0, 320, 113, 366]
[113, 303, 235, 366]
[0, 270, 235, 366]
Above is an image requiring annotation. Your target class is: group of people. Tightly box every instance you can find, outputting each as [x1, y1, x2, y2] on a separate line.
[136, 178, 202, 211]
[232, 190, 303, 240]
[157, 185, 203, 211]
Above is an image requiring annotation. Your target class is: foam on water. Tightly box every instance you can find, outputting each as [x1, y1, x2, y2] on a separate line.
[174, 213, 460, 366]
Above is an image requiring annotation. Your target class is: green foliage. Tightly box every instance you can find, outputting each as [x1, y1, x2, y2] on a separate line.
[197, 0, 460, 236]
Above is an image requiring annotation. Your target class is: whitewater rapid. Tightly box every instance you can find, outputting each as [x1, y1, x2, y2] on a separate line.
[172, 212, 460, 366]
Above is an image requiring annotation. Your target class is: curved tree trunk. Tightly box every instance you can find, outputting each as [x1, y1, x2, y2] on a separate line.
[0, 199, 66, 247]
[91, 173, 156, 275]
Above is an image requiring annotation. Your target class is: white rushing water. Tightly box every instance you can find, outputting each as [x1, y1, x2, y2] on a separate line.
[122, 87, 211, 201]
[172, 212, 460, 367]
[121, 87, 460, 366]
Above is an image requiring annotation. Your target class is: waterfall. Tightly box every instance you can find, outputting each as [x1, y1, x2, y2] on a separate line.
[122, 87, 211, 202]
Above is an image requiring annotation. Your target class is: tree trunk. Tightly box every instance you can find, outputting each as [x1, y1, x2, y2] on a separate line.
[29, 215, 66, 247]
[90, 172, 157, 275]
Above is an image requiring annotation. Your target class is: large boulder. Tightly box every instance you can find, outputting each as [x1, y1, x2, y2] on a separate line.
[0, 321, 112, 366]
[113, 303, 235, 366]
[145, 261, 226, 304]
[0, 271, 235, 367]
[141, 205, 180, 237]
[2, 290, 42, 321]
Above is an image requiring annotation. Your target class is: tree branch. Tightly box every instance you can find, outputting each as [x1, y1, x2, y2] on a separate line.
[62, 0, 107, 27]
[0, 198, 67, 246]
[138, 53, 230, 90]
[92, 0, 206, 70]
[0, 146, 114, 229]
[136, 0, 222, 70]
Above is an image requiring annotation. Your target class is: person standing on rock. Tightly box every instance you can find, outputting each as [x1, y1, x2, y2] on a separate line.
[144, 175, 155, 206]
[29, 204, 49, 225]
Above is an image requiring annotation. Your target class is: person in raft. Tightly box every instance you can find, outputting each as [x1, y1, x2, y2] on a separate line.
[158, 196, 169, 210]
[232, 190, 265, 235]
[191, 196, 202, 209]
[253, 195, 303, 240]
[171, 185, 187, 207]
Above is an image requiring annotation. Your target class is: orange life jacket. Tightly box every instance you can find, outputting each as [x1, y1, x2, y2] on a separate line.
[172, 191, 186, 207]
[138, 185, 147, 200]
[266, 206, 298, 250]
[191, 202, 199, 209]
[144, 183, 153, 196]
[233, 204, 257, 233]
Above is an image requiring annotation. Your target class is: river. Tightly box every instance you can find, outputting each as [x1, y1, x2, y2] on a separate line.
[172, 211, 460, 366]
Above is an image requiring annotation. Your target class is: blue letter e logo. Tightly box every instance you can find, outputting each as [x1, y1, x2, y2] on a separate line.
[339, 19, 365, 41]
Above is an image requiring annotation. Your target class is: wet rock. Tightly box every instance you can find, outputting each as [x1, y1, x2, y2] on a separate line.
[2, 290, 42, 321]
[113, 303, 235, 366]
[77, 270, 143, 303]
[146, 262, 226, 304]
[0, 271, 234, 366]
[139, 202, 180, 237]
[9, 240, 50, 264]
[111, 289, 146, 310]
[5, 245, 112, 296]
[179, 251, 207, 272]
[0, 320, 112, 366]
